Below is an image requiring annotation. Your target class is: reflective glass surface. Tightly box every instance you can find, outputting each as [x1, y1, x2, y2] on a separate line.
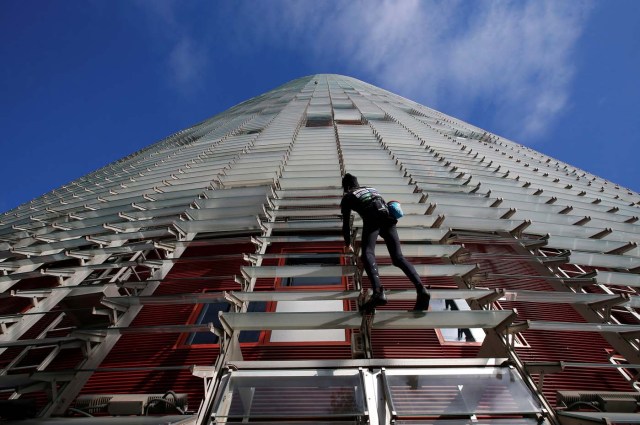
[384, 368, 540, 416]
[215, 371, 365, 420]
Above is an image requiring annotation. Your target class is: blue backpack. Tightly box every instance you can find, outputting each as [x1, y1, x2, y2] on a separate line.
[387, 201, 404, 219]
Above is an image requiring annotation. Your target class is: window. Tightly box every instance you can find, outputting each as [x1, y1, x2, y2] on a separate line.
[381, 368, 542, 418]
[281, 254, 343, 287]
[187, 300, 229, 345]
[305, 117, 333, 127]
[269, 249, 349, 343]
[213, 369, 366, 422]
[182, 292, 267, 346]
[212, 366, 544, 423]
[434, 298, 485, 345]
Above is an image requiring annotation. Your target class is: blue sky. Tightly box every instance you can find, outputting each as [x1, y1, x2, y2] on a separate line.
[1, 0, 639, 213]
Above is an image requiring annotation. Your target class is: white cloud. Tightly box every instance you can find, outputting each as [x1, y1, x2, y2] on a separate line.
[134, 0, 593, 140]
[134, 0, 208, 94]
[168, 36, 207, 93]
[238, 0, 593, 142]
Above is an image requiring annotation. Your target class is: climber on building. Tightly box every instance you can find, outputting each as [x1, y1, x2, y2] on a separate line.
[340, 173, 430, 311]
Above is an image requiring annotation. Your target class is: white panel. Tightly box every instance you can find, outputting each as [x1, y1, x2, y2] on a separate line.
[270, 300, 346, 342]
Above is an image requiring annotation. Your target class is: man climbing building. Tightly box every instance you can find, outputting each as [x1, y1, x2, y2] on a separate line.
[340, 173, 430, 311]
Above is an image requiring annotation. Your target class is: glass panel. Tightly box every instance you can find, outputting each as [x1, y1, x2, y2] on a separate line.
[281, 170, 342, 179]
[395, 228, 449, 242]
[8, 238, 92, 256]
[224, 163, 281, 173]
[273, 199, 340, 208]
[425, 192, 497, 205]
[175, 217, 260, 235]
[118, 205, 187, 220]
[219, 310, 513, 332]
[372, 310, 513, 329]
[254, 253, 346, 261]
[345, 164, 401, 173]
[343, 156, 393, 163]
[307, 106, 332, 120]
[332, 100, 353, 109]
[406, 170, 462, 179]
[375, 244, 462, 259]
[417, 183, 479, 194]
[214, 370, 365, 420]
[524, 222, 607, 238]
[528, 321, 640, 333]
[364, 215, 440, 230]
[378, 264, 476, 278]
[263, 221, 342, 232]
[188, 301, 229, 344]
[344, 184, 417, 194]
[271, 300, 346, 342]
[0, 336, 78, 348]
[279, 177, 342, 189]
[134, 195, 202, 210]
[602, 229, 640, 244]
[272, 209, 340, 219]
[230, 289, 493, 303]
[233, 290, 358, 302]
[239, 301, 267, 343]
[443, 217, 528, 233]
[88, 228, 172, 243]
[546, 235, 627, 253]
[283, 164, 341, 172]
[411, 176, 470, 186]
[309, 98, 330, 106]
[220, 311, 362, 331]
[384, 368, 541, 416]
[570, 251, 640, 269]
[334, 109, 362, 122]
[276, 189, 342, 197]
[195, 196, 267, 210]
[186, 206, 263, 220]
[484, 190, 554, 205]
[497, 199, 566, 213]
[289, 151, 337, 158]
[242, 265, 356, 279]
[220, 172, 277, 181]
[282, 254, 343, 286]
[258, 235, 344, 244]
[589, 217, 640, 235]
[510, 210, 586, 226]
[394, 418, 549, 425]
[39, 224, 111, 241]
[595, 270, 640, 287]
[233, 154, 286, 164]
[430, 205, 511, 219]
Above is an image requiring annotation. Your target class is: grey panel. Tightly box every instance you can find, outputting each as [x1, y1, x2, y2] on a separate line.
[220, 310, 515, 331]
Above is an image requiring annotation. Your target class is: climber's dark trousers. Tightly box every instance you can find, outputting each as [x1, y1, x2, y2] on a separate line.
[361, 220, 423, 293]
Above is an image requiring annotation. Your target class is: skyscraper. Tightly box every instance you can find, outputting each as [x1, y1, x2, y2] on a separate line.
[1, 74, 639, 424]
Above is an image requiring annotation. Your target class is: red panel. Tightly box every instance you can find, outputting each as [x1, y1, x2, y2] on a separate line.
[464, 242, 633, 400]
[371, 241, 633, 400]
[78, 242, 255, 409]
[1, 276, 59, 316]
[69, 239, 634, 414]
[246, 242, 354, 362]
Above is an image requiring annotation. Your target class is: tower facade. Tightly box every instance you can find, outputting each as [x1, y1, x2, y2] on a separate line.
[1, 75, 640, 424]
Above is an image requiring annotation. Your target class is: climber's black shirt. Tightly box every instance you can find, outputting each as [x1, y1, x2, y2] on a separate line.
[341, 187, 393, 246]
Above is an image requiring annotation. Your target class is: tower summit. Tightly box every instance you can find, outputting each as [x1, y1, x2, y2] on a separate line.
[1, 75, 640, 424]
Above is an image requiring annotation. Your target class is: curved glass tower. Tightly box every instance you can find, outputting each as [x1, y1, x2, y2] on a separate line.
[1, 75, 639, 424]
